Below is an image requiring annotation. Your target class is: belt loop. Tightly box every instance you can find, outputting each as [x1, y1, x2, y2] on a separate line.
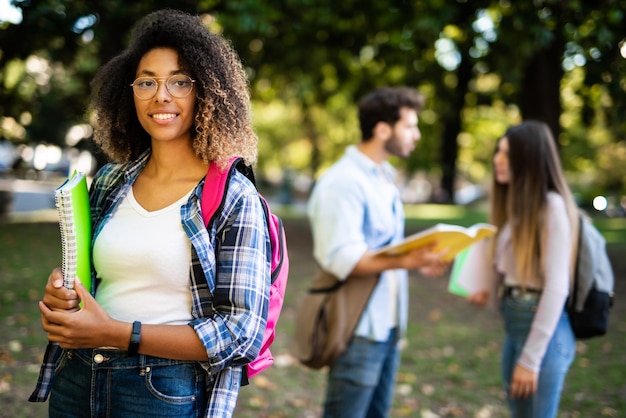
[138, 354, 147, 374]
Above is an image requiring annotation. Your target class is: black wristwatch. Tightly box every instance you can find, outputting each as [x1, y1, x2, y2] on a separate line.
[128, 321, 141, 356]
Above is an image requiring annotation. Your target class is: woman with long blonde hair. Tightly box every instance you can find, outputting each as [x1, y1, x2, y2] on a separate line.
[464, 120, 579, 417]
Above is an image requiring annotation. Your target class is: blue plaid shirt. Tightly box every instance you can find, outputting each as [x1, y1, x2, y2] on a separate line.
[30, 150, 271, 417]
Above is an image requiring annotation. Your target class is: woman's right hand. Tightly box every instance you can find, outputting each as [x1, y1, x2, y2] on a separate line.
[468, 290, 490, 306]
[40, 277, 119, 349]
[42, 268, 80, 312]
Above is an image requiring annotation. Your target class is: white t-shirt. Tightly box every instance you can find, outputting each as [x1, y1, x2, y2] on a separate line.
[93, 188, 194, 325]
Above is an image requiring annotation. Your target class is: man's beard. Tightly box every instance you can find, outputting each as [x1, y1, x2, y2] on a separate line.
[384, 133, 408, 158]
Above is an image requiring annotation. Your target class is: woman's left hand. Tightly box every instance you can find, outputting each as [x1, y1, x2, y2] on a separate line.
[509, 364, 538, 399]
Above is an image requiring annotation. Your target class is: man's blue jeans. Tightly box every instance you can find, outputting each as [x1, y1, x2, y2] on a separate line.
[49, 348, 207, 418]
[323, 328, 399, 418]
[501, 295, 576, 418]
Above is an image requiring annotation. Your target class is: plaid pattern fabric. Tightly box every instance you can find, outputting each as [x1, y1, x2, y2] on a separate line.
[30, 151, 271, 417]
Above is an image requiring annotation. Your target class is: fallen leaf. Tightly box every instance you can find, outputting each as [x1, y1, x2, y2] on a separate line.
[0, 350, 15, 365]
[248, 395, 269, 408]
[273, 353, 294, 367]
[0, 376, 11, 394]
[428, 309, 442, 322]
[601, 407, 618, 417]
[420, 408, 440, 418]
[8, 340, 22, 352]
[396, 383, 412, 396]
[420, 383, 435, 396]
[252, 375, 278, 391]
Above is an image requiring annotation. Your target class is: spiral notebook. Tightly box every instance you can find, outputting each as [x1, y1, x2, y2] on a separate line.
[54, 171, 92, 294]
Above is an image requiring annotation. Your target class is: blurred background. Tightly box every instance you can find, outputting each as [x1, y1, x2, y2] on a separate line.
[1, 2, 625, 417]
[0, 0, 624, 219]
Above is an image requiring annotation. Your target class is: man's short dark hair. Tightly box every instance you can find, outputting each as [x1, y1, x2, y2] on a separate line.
[358, 86, 424, 141]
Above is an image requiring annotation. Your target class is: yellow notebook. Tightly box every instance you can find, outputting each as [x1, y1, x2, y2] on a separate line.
[374, 223, 497, 261]
[54, 171, 92, 295]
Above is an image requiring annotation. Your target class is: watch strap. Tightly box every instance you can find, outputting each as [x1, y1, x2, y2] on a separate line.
[128, 320, 141, 356]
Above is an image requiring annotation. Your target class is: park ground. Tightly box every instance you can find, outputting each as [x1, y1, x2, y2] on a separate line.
[0, 212, 624, 418]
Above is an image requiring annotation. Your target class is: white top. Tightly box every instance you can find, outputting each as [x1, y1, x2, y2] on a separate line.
[93, 188, 194, 325]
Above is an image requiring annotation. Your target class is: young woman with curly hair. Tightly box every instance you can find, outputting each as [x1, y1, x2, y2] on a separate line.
[461, 120, 579, 417]
[30, 9, 270, 418]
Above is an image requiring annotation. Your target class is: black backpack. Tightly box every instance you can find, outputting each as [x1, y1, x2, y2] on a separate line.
[566, 214, 615, 339]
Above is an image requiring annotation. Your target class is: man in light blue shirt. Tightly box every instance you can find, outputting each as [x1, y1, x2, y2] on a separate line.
[308, 86, 448, 418]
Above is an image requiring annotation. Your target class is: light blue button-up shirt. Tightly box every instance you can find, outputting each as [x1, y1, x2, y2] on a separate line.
[307, 145, 408, 341]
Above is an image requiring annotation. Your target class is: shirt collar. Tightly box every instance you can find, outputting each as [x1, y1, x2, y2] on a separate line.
[345, 145, 396, 180]
[123, 149, 151, 184]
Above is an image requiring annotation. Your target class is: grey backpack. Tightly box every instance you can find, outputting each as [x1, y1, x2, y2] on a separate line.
[567, 214, 615, 339]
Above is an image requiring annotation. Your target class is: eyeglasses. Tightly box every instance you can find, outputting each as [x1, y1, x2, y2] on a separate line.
[130, 75, 196, 100]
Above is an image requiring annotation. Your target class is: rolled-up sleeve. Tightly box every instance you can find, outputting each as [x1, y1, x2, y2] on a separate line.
[191, 184, 271, 370]
[308, 179, 368, 279]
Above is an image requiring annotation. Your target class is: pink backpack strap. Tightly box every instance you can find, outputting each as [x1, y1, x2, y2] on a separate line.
[201, 157, 240, 226]
[199, 155, 289, 385]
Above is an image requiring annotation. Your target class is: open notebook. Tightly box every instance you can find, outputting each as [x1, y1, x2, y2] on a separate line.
[374, 223, 497, 261]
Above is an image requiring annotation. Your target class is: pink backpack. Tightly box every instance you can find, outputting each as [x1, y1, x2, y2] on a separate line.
[201, 157, 289, 384]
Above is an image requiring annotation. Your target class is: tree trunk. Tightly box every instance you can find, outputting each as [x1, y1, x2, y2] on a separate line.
[304, 106, 321, 192]
[519, 31, 564, 141]
[439, 47, 473, 204]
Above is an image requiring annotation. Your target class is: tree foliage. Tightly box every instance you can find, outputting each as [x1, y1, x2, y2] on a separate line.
[1, 0, 624, 200]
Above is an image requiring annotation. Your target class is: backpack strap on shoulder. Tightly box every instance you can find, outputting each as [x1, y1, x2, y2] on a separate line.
[234, 158, 256, 186]
[568, 213, 584, 308]
[200, 157, 242, 227]
[199, 156, 252, 387]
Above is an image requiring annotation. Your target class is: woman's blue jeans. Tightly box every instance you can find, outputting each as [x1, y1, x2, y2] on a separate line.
[501, 294, 576, 418]
[49, 348, 208, 418]
[323, 328, 400, 418]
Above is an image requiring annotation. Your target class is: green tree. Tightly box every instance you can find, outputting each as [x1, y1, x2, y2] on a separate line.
[1, 0, 624, 199]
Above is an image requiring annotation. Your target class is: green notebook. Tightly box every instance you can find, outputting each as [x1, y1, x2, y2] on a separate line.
[447, 247, 470, 297]
[54, 171, 92, 295]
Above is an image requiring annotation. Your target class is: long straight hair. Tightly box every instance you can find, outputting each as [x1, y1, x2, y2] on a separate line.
[489, 120, 579, 286]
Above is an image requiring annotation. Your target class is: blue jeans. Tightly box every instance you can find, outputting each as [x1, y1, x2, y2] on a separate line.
[501, 295, 576, 418]
[49, 348, 208, 418]
[323, 328, 399, 418]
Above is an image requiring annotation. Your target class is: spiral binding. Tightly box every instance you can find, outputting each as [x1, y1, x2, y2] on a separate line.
[54, 188, 77, 290]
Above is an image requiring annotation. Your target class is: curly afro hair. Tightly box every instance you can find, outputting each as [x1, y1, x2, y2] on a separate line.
[89, 9, 258, 168]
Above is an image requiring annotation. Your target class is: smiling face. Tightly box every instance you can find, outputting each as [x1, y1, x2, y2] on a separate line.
[133, 47, 196, 145]
[493, 136, 511, 184]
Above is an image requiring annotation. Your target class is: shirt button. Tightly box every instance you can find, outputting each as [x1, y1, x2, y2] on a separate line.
[94, 353, 104, 363]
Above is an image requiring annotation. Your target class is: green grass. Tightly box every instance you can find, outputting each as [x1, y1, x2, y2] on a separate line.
[0, 223, 61, 418]
[1, 210, 624, 418]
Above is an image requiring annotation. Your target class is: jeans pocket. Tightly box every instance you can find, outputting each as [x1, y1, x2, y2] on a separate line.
[53, 349, 73, 375]
[551, 317, 576, 360]
[331, 337, 385, 387]
[144, 362, 203, 404]
[502, 298, 538, 336]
